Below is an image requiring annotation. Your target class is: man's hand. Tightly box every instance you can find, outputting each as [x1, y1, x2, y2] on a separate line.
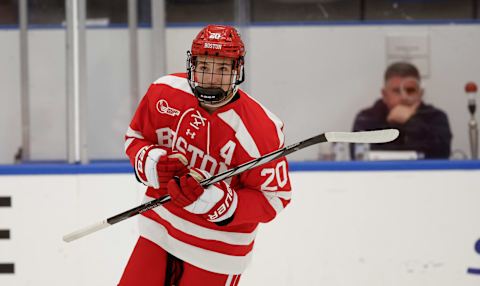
[135, 145, 188, 189]
[167, 168, 238, 224]
[387, 103, 420, 124]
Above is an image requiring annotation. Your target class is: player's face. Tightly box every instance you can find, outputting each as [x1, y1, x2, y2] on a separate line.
[382, 76, 423, 109]
[194, 56, 235, 92]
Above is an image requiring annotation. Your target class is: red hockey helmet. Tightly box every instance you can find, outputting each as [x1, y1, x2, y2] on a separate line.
[190, 24, 245, 58]
[187, 25, 246, 107]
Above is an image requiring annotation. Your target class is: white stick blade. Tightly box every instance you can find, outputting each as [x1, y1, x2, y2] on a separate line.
[63, 220, 110, 243]
[325, 129, 399, 144]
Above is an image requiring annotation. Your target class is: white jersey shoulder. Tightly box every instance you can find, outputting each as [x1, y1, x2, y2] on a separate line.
[238, 89, 285, 148]
[153, 74, 194, 96]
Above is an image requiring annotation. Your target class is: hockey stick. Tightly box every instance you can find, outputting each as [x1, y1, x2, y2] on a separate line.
[63, 129, 398, 242]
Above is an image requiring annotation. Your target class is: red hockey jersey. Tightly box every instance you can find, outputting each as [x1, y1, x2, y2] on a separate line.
[124, 73, 291, 274]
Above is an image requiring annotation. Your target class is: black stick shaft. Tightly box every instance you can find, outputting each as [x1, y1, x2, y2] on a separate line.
[64, 129, 398, 242]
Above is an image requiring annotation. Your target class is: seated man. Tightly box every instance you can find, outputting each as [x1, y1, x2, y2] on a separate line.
[352, 62, 452, 159]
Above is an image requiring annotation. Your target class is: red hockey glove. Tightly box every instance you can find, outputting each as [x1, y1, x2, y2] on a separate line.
[134, 145, 188, 189]
[167, 168, 238, 223]
[156, 152, 189, 191]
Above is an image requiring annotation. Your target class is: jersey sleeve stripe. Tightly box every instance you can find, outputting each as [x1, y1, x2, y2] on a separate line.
[263, 193, 285, 215]
[124, 127, 146, 153]
[232, 274, 240, 286]
[126, 126, 144, 139]
[225, 274, 233, 286]
[269, 190, 292, 200]
[153, 75, 194, 96]
[217, 109, 261, 159]
[243, 89, 285, 148]
[124, 138, 135, 152]
[262, 108, 285, 148]
[262, 191, 291, 215]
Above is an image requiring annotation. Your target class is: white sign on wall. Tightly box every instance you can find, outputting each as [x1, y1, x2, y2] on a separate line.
[386, 34, 430, 77]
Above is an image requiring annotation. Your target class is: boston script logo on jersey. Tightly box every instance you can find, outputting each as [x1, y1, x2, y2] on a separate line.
[156, 99, 180, 117]
[156, 126, 235, 176]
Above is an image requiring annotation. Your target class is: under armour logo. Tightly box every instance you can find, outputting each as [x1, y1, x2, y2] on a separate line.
[186, 129, 196, 139]
[190, 111, 207, 130]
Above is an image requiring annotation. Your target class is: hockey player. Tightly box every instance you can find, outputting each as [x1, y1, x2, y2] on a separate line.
[120, 25, 292, 286]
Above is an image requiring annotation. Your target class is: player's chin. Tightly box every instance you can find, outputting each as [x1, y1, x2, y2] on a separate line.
[201, 100, 227, 109]
[204, 94, 234, 107]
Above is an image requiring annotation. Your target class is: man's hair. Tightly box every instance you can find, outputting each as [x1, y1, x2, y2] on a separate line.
[384, 62, 420, 82]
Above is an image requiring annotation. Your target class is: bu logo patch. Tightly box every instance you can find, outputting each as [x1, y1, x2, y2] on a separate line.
[156, 99, 180, 116]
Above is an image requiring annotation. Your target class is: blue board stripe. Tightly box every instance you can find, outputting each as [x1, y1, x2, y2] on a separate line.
[0, 160, 480, 175]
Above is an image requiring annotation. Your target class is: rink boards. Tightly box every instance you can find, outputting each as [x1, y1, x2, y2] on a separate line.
[0, 161, 479, 285]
